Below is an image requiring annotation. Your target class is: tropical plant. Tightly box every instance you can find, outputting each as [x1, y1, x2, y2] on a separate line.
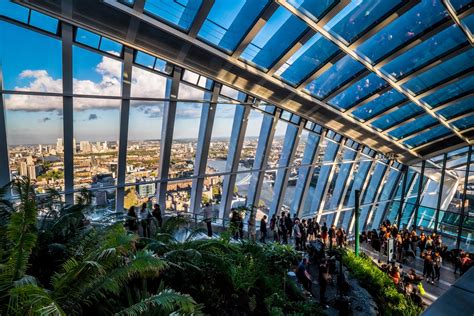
[341, 249, 423, 316]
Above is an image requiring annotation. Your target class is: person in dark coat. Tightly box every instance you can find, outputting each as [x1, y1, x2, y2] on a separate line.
[260, 215, 267, 243]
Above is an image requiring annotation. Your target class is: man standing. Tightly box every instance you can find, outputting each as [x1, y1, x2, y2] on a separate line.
[203, 203, 213, 237]
[260, 215, 267, 243]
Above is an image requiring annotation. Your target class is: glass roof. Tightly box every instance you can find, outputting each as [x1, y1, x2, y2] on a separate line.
[371, 102, 423, 131]
[240, 7, 308, 71]
[449, 0, 473, 13]
[324, 0, 404, 44]
[388, 114, 438, 140]
[402, 48, 474, 95]
[286, 0, 338, 22]
[350, 89, 406, 121]
[383, 26, 467, 81]
[403, 125, 452, 148]
[275, 33, 339, 86]
[144, 0, 203, 31]
[452, 114, 474, 130]
[435, 96, 474, 119]
[356, 0, 449, 64]
[305, 55, 365, 98]
[461, 13, 474, 35]
[421, 75, 474, 108]
[328, 72, 388, 110]
[198, 0, 269, 53]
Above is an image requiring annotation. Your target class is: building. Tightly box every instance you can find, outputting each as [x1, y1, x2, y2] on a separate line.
[56, 138, 63, 153]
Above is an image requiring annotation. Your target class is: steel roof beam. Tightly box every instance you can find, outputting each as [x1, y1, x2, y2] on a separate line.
[188, 0, 214, 38]
[442, 0, 474, 46]
[277, 0, 470, 147]
[231, 2, 279, 58]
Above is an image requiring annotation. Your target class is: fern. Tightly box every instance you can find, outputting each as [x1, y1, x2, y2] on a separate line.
[115, 289, 198, 316]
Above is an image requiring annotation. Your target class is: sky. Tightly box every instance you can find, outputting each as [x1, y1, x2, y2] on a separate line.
[0, 19, 285, 146]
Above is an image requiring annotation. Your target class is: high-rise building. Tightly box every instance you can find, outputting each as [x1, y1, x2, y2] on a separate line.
[26, 156, 34, 165]
[73, 138, 77, 154]
[56, 138, 63, 153]
[80, 141, 92, 153]
[27, 165, 37, 180]
[19, 161, 28, 177]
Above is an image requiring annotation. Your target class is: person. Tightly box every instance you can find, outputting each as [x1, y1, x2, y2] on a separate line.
[307, 218, 314, 242]
[152, 203, 162, 228]
[410, 230, 418, 256]
[328, 225, 336, 249]
[418, 233, 426, 257]
[270, 214, 278, 242]
[260, 215, 267, 243]
[293, 219, 302, 250]
[138, 203, 152, 238]
[321, 222, 328, 247]
[301, 219, 308, 248]
[125, 206, 138, 233]
[389, 265, 401, 286]
[286, 213, 293, 239]
[336, 228, 344, 248]
[433, 251, 442, 282]
[280, 213, 288, 244]
[296, 258, 312, 293]
[202, 202, 213, 237]
[230, 209, 240, 239]
[460, 252, 472, 275]
[423, 254, 435, 284]
[318, 261, 330, 309]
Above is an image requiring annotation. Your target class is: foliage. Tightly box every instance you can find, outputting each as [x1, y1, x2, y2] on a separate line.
[341, 250, 423, 316]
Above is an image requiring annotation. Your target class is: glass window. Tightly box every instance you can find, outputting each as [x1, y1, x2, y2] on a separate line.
[73, 98, 121, 189]
[388, 114, 438, 140]
[166, 179, 192, 213]
[436, 96, 473, 119]
[461, 12, 474, 34]
[240, 7, 308, 71]
[75, 28, 101, 48]
[73, 46, 123, 96]
[359, 162, 388, 225]
[421, 75, 474, 108]
[381, 25, 467, 80]
[302, 139, 340, 216]
[202, 176, 224, 214]
[293, 130, 309, 166]
[305, 55, 365, 99]
[357, 0, 449, 64]
[144, 0, 203, 31]
[402, 49, 474, 95]
[324, 0, 404, 44]
[135, 51, 156, 69]
[350, 89, 406, 121]
[370, 168, 401, 230]
[239, 109, 265, 170]
[371, 102, 423, 130]
[329, 73, 388, 110]
[126, 101, 166, 183]
[449, 0, 472, 12]
[0, 21, 62, 92]
[29, 10, 59, 34]
[220, 85, 246, 102]
[452, 114, 474, 130]
[266, 120, 289, 168]
[99, 37, 123, 57]
[287, 0, 337, 22]
[275, 33, 339, 86]
[198, 0, 269, 53]
[233, 172, 253, 207]
[130, 66, 170, 98]
[0, 1, 29, 23]
[169, 83, 211, 178]
[206, 102, 239, 174]
[4, 95, 64, 194]
[403, 125, 452, 148]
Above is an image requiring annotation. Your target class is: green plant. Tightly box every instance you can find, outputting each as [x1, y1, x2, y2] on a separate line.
[341, 250, 423, 316]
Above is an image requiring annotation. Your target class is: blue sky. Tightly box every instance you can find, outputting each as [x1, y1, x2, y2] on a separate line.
[0, 17, 283, 146]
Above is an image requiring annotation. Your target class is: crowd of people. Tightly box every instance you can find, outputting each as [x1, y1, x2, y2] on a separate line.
[124, 201, 162, 237]
[268, 212, 348, 250]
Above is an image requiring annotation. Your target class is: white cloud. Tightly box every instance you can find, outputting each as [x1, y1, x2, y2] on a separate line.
[6, 55, 208, 119]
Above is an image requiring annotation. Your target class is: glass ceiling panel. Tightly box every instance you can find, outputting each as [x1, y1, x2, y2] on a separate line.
[402, 49, 474, 95]
[435, 96, 474, 119]
[328, 73, 388, 110]
[29, 10, 58, 34]
[197, 0, 269, 53]
[452, 114, 474, 130]
[240, 7, 308, 71]
[403, 125, 452, 148]
[350, 89, 406, 121]
[381, 25, 467, 80]
[371, 102, 423, 130]
[305, 55, 365, 98]
[421, 75, 474, 108]
[388, 114, 438, 140]
[449, 0, 473, 13]
[144, 0, 203, 31]
[461, 13, 474, 34]
[275, 33, 339, 86]
[287, 0, 338, 22]
[0, 1, 29, 23]
[357, 0, 449, 64]
[324, 0, 404, 44]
